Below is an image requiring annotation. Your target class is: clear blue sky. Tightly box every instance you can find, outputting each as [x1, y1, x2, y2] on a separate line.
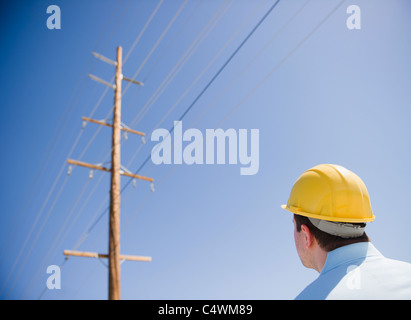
[1, 0, 411, 300]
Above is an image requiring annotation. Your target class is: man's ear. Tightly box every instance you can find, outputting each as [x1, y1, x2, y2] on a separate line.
[300, 224, 314, 248]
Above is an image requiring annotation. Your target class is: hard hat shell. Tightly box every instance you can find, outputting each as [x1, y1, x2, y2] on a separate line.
[281, 164, 375, 223]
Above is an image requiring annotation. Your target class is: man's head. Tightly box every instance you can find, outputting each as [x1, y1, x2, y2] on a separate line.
[282, 164, 375, 271]
[293, 213, 370, 271]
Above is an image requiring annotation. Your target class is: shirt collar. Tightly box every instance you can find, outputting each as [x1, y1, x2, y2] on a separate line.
[321, 242, 383, 275]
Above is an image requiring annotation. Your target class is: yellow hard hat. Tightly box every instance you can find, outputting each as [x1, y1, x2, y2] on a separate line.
[281, 164, 375, 223]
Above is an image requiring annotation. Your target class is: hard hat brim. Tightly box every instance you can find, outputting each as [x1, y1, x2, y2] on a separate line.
[281, 204, 375, 223]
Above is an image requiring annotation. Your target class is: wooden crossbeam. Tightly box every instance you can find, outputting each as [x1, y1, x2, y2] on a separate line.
[88, 74, 116, 89]
[82, 117, 145, 137]
[67, 159, 154, 182]
[122, 76, 144, 86]
[92, 52, 117, 66]
[64, 250, 152, 262]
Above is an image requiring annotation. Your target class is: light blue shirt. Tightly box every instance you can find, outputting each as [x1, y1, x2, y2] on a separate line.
[295, 242, 411, 300]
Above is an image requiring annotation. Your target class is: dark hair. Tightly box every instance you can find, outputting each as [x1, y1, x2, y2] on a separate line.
[293, 214, 370, 252]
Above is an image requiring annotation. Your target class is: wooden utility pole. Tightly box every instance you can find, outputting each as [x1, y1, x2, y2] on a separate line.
[109, 45, 122, 300]
[64, 46, 153, 300]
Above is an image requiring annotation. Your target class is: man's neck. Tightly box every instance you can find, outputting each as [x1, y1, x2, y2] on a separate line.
[313, 246, 328, 273]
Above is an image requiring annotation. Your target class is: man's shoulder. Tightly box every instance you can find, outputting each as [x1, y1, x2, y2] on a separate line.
[295, 254, 411, 300]
[364, 252, 411, 277]
[382, 256, 411, 269]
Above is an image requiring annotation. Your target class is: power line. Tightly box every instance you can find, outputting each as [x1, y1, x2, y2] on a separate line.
[125, 0, 282, 190]
[64, 0, 264, 248]
[127, 0, 233, 129]
[23, 178, 92, 298]
[122, 0, 203, 123]
[62, 0, 236, 251]
[139, 0, 204, 88]
[216, 0, 346, 128]
[125, 0, 265, 167]
[190, 0, 312, 128]
[121, 0, 189, 97]
[149, 0, 268, 133]
[123, 0, 164, 65]
[4, 175, 70, 298]
[0, 0, 127, 264]
[2, 1, 157, 298]
[64, 0, 180, 165]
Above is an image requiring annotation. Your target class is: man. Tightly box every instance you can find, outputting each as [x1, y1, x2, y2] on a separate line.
[282, 164, 411, 300]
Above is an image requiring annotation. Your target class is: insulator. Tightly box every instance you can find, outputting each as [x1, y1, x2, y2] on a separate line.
[67, 165, 73, 176]
[133, 179, 137, 188]
[82, 121, 87, 129]
[89, 170, 94, 179]
[150, 182, 155, 192]
[124, 131, 128, 140]
[141, 136, 146, 144]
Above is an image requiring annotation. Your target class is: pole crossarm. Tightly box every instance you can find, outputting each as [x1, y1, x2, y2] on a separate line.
[67, 159, 154, 182]
[92, 52, 118, 66]
[82, 116, 145, 137]
[122, 75, 144, 86]
[63, 250, 152, 262]
[88, 74, 116, 89]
